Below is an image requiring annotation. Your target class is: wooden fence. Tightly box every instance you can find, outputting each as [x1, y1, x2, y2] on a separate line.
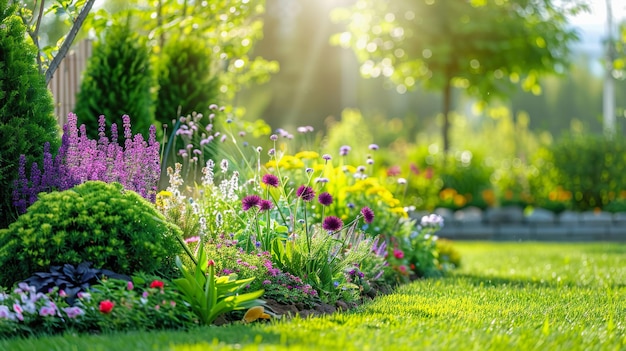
[47, 40, 92, 128]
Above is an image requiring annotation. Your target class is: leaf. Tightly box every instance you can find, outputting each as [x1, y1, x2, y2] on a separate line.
[542, 316, 550, 336]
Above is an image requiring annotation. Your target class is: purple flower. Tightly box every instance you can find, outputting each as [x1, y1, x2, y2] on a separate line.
[339, 145, 351, 156]
[322, 216, 343, 232]
[318, 192, 333, 206]
[296, 185, 316, 202]
[63, 306, 84, 319]
[369, 144, 379, 150]
[262, 174, 280, 187]
[259, 199, 274, 212]
[361, 207, 374, 224]
[322, 154, 332, 161]
[242, 195, 261, 211]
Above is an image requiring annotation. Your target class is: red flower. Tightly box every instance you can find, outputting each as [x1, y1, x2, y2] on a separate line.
[150, 280, 164, 289]
[99, 300, 115, 314]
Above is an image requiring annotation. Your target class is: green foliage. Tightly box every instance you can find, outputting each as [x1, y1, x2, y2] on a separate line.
[537, 135, 626, 211]
[74, 276, 197, 333]
[74, 21, 154, 140]
[173, 241, 265, 325]
[0, 0, 60, 228]
[332, 0, 585, 150]
[0, 181, 183, 287]
[0, 276, 197, 338]
[204, 242, 319, 307]
[155, 35, 219, 127]
[439, 150, 494, 210]
[84, 0, 279, 102]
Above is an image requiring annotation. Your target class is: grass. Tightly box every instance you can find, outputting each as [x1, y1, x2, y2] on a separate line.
[2, 242, 625, 350]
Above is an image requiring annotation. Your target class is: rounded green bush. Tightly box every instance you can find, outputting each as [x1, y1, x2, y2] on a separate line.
[0, 181, 183, 287]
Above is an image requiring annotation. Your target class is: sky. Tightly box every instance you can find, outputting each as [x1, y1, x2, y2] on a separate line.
[570, 0, 626, 59]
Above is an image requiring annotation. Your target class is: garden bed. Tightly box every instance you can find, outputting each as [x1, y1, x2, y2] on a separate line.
[2, 242, 624, 351]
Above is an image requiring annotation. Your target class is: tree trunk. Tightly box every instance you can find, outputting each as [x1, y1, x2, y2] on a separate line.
[45, 0, 96, 84]
[442, 78, 452, 153]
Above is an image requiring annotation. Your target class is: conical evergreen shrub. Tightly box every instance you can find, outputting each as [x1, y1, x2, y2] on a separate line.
[0, 0, 60, 228]
[74, 21, 153, 140]
[155, 35, 219, 127]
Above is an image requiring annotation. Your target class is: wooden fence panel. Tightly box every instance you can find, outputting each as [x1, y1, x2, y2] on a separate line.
[47, 40, 92, 128]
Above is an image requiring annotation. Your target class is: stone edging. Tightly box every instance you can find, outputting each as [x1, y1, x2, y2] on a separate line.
[412, 206, 626, 241]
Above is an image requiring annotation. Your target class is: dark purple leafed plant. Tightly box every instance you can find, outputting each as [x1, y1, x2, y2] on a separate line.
[12, 113, 160, 213]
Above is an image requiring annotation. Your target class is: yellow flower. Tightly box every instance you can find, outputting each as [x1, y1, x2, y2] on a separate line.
[265, 155, 304, 170]
[156, 190, 173, 209]
[294, 151, 319, 160]
[391, 207, 408, 218]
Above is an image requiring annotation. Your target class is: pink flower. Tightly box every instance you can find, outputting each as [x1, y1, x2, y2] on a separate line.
[393, 248, 404, 259]
[127, 281, 134, 291]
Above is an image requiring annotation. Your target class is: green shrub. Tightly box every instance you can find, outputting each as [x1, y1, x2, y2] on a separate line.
[74, 21, 153, 140]
[0, 0, 60, 228]
[438, 150, 494, 210]
[538, 135, 626, 211]
[0, 181, 183, 287]
[155, 35, 219, 127]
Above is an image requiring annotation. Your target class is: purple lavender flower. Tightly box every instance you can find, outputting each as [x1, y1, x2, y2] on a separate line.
[322, 216, 343, 232]
[262, 174, 280, 187]
[361, 207, 374, 224]
[296, 185, 315, 202]
[318, 192, 333, 206]
[242, 195, 261, 211]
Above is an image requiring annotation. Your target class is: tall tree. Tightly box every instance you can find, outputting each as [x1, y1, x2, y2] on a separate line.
[332, 0, 586, 152]
[74, 21, 153, 140]
[0, 0, 60, 228]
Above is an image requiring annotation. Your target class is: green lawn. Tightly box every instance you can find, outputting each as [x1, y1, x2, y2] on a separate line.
[3, 242, 625, 350]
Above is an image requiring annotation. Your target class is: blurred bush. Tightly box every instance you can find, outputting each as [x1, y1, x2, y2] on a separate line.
[532, 135, 626, 211]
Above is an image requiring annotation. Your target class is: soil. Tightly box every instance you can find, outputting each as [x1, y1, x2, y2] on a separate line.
[215, 281, 398, 325]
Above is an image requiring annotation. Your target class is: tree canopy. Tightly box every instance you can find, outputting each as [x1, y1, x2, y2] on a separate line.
[332, 0, 587, 152]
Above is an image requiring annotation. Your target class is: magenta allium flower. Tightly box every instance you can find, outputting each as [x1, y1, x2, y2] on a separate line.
[361, 207, 374, 224]
[322, 216, 343, 232]
[318, 192, 333, 206]
[296, 185, 315, 202]
[262, 174, 280, 187]
[242, 195, 261, 211]
[259, 199, 274, 212]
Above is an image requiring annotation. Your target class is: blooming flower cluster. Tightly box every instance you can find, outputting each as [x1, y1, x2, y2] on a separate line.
[13, 113, 160, 213]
